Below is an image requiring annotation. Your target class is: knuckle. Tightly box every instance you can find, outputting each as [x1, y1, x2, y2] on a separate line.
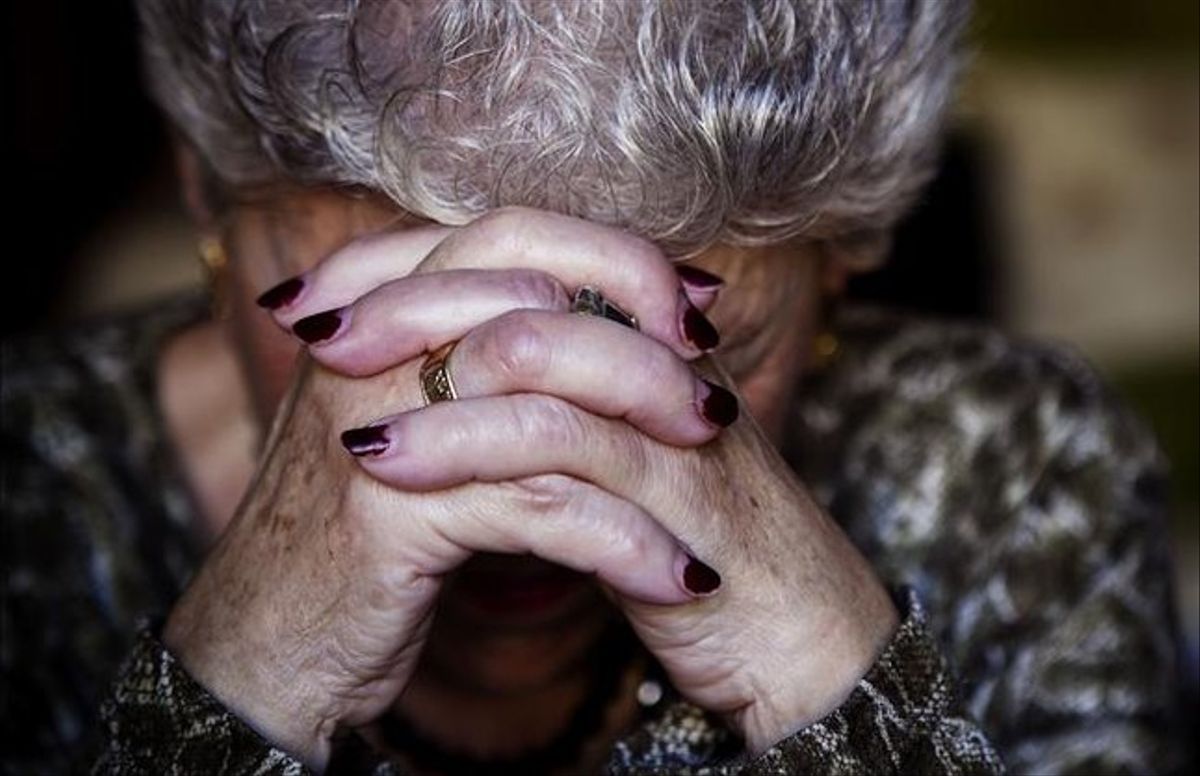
[520, 395, 589, 450]
[481, 311, 552, 386]
[502, 473, 578, 518]
[625, 232, 667, 266]
[580, 499, 657, 573]
[613, 234, 668, 285]
[471, 207, 535, 256]
[579, 502, 643, 560]
[507, 269, 570, 311]
[609, 520, 651, 565]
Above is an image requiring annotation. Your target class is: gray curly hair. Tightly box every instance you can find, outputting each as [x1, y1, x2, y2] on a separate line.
[138, 0, 969, 260]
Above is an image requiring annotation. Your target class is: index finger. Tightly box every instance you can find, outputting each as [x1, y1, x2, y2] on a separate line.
[265, 208, 720, 359]
[418, 207, 718, 357]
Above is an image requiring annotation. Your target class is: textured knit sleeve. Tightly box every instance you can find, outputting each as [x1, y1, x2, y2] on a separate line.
[740, 588, 1003, 775]
[91, 627, 313, 776]
[606, 589, 1003, 775]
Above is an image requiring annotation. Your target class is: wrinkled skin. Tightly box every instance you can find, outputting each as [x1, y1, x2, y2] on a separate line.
[164, 186, 897, 770]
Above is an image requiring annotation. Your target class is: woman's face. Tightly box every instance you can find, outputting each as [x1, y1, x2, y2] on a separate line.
[214, 186, 831, 693]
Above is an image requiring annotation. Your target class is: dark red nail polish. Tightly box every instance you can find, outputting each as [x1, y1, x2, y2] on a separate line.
[682, 305, 720, 351]
[676, 265, 725, 290]
[700, 381, 739, 427]
[340, 424, 390, 456]
[293, 309, 343, 343]
[255, 277, 304, 309]
[683, 555, 721, 595]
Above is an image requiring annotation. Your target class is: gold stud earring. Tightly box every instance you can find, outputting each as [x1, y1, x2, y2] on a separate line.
[809, 294, 841, 371]
[197, 236, 230, 320]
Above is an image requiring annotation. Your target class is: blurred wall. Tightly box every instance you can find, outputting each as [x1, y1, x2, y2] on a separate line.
[3, 0, 174, 335]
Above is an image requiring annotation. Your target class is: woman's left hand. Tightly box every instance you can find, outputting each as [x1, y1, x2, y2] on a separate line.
[266, 208, 899, 754]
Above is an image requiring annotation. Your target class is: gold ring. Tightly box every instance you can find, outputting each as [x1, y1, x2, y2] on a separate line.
[420, 341, 460, 404]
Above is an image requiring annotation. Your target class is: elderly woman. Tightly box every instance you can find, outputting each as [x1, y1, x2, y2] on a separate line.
[2, 0, 1189, 774]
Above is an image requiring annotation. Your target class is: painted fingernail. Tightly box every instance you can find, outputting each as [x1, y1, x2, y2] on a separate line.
[683, 555, 722, 595]
[255, 276, 304, 309]
[681, 304, 720, 351]
[676, 265, 725, 290]
[699, 380, 739, 427]
[340, 424, 390, 456]
[293, 309, 343, 344]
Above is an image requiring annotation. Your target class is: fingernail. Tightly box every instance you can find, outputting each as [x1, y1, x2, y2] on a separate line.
[676, 265, 725, 290]
[340, 424, 390, 456]
[255, 276, 304, 309]
[699, 380, 739, 427]
[293, 309, 343, 344]
[681, 304, 720, 351]
[683, 555, 722, 595]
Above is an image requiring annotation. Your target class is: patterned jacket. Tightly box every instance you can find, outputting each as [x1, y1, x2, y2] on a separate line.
[2, 295, 1187, 774]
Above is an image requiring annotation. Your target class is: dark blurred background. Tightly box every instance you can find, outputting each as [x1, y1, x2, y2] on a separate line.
[4, 0, 1198, 691]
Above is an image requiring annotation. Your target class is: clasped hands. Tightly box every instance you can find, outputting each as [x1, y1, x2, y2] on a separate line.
[163, 207, 898, 771]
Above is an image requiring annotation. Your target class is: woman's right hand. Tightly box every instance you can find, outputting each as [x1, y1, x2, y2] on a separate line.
[161, 209, 725, 770]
